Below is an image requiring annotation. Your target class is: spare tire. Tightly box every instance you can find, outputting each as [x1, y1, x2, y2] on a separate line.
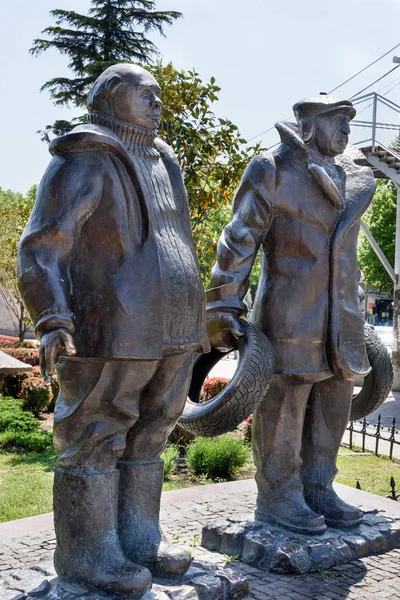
[350, 324, 393, 421]
[179, 320, 274, 437]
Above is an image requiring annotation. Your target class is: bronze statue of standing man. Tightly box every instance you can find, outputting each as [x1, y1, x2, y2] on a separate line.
[207, 95, 375, 534]
[18, 64, 209, 597]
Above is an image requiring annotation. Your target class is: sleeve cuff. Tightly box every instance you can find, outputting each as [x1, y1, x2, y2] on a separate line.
[35, 307, 75, 339]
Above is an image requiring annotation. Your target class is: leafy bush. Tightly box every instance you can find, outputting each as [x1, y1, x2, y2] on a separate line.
[0, 395, 23, 412]
[3, 372, 29, 398]
[186, 435, 249, 480]
[162, 445, 179, 480]
[19, 377, 51, 415]
[2, 346, 39, 366]
[0, 410, 39, 434]
[0, 430, 53, 452]
[200, 377, 230, 402]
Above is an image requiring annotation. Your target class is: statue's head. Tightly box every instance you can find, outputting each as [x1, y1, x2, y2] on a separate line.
[87, 64, 162, 129]
[293, 94, 356, 158]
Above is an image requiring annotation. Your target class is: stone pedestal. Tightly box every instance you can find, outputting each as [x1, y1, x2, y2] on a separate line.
[1, 555, 248, 600]
[201, 507, 400, 574]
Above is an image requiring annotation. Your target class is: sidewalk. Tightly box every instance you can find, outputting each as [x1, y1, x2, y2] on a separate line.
[2, 479, 400, 599]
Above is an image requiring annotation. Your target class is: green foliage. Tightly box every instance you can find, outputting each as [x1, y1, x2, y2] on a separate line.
[357, 180, 396, 292]
[0, 430, 53, 452]
[0, 394, 51, 452]
[0, 410, 39, 434]
[161, 444, 179, 480]
[150, 63, 264, 283]
[3, 373, 29, 398]
[31, 0, 182, 140]
[19, 378, 51, 415]
[186, 435, 249, 481]
[0, 186, 37, 340]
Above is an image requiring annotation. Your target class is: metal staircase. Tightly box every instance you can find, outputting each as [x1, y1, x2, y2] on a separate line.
[350, 92, 400, 184]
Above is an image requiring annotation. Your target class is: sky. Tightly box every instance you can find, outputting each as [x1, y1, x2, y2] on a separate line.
[2, 0, 400, 193]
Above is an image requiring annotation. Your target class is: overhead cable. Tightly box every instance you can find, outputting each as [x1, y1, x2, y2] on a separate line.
[247, 42, 400, 143]
[328, 41, 400, 94]
[350, 64, 400, 99]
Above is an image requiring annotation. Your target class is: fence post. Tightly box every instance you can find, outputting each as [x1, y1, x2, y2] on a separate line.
[372, 92, 378, 151]
[362, 417, 367, 453]
[390, 417, 396, 460]
[349, 420, 353, 450]
[375, 413, 381, 456]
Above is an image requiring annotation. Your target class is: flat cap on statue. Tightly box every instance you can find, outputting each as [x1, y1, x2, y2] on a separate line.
[293, 94, 356, 121]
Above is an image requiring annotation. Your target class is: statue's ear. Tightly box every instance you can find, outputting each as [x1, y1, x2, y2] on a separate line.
[299, 116, 315, 143]
[87, 75, 123, 113]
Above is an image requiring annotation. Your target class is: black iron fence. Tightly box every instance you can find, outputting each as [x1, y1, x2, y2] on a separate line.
[347, 415, 400, 459]
[356, 475, 400, 501]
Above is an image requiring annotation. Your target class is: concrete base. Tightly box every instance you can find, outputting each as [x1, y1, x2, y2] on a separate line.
[201, 506, 400, 574]
[1, 555, 248, 600]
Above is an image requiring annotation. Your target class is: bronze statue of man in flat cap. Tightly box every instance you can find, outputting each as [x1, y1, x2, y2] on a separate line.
[18, 64, 209, 597]
[207, 94, 375, 534]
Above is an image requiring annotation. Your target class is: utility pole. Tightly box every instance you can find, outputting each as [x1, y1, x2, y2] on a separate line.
[392, 183, 400, 390]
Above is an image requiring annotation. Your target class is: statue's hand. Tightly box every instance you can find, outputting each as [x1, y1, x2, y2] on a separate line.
[206, 310, 244, 352]
[39, 328, 76, 380]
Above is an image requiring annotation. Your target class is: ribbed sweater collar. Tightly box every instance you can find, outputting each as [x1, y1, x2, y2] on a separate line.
[88, 111, 159, 159]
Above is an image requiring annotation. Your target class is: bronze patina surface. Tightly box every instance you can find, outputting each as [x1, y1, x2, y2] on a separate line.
[206, 94, 376, 535]
[18, 63, 209, 598]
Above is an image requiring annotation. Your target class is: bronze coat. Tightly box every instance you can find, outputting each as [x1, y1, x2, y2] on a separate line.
[18, 125, 209, 359]
[207, 123, 375, 380]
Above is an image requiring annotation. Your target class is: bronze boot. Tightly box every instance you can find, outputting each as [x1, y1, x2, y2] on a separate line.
[118, 459, 191, 579]
[301, 376, 363, 528]
[53, 468, 152, 597]
[253, 380, 326, 535]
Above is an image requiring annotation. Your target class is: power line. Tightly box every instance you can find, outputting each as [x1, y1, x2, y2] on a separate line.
[247, 42, 400, 143]
[328, 41, 400, 94]
[350, 64, 400, 99]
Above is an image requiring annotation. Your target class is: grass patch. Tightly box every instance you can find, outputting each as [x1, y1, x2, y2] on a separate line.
[0, 449, 56, 522]
[2, 443, 400, 524]
[336, 447, 400, 497]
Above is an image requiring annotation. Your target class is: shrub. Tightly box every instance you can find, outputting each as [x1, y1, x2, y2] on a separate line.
[3, 372, 29, 398]
[200, 377, 230, 402]
[186, 435, 249, 480]
[0, 430, 53, 452]
[19, 377, 51, 415]
[0, 410, 39, 434]
[2, 346, 39, 366]
[0, 395, 23, 412]
[162, 445, 179, 480]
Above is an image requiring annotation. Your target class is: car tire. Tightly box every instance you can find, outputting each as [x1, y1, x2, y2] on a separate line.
[179, 320, 274, 437]
[350, 324, 393, 421]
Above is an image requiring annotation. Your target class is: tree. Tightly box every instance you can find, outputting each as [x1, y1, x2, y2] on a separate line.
[151, 63, 264, 283]
[357, 180, 396, 292]
[30, 0, 182, 141]
[0, 186, 36, 341]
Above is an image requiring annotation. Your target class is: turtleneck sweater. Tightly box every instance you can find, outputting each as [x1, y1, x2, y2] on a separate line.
[89, 112, 203, 355]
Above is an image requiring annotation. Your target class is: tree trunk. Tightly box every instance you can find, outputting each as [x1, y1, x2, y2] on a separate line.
[18, 301, 26, 343]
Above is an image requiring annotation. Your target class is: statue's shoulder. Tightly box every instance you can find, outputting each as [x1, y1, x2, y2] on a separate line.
[242, 152, 277, 197]
[49, 124, 124, 157]
[154, 138, 179, 165]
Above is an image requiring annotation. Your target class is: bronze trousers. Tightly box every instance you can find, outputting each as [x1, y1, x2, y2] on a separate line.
[252, 373, 354, 508]
[53, 353, 194, 471]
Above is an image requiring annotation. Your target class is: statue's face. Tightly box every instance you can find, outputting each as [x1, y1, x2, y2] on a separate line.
[313, 111, 351, 157]
[112, 71, 162, 129]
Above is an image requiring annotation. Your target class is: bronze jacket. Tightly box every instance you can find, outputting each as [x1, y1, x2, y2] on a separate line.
[207, 123, 375, 380]
[18, 125, 209, 359]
